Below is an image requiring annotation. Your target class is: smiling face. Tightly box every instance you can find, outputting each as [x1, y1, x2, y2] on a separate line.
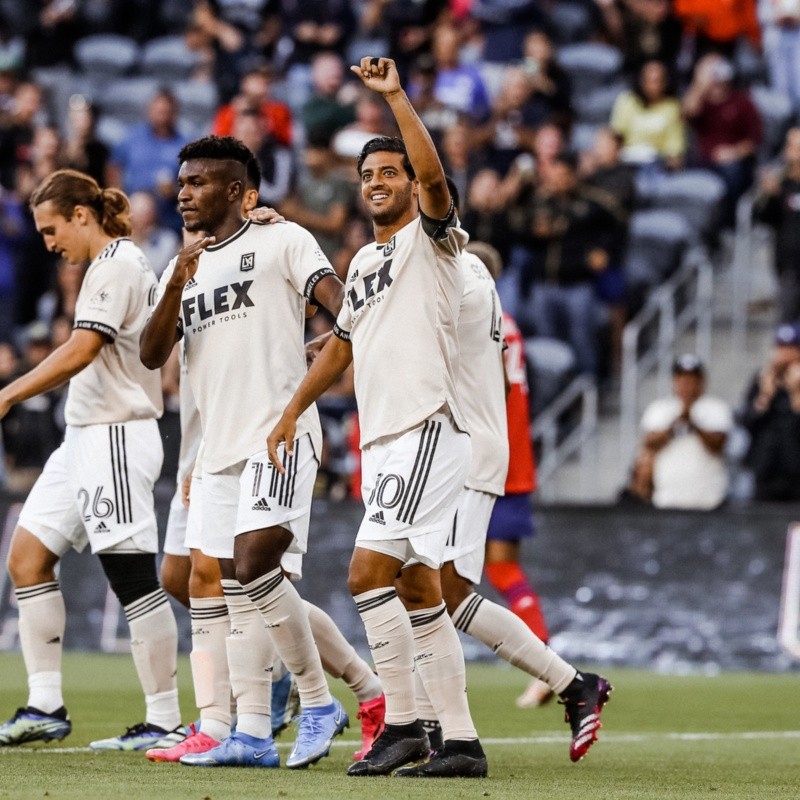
[32, 200, 91, 264]
[177, 158, 243, 234]
[359, 151, 417, 227]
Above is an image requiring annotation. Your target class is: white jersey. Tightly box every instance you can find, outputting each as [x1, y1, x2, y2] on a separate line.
[335, 211, 468, 447]
[158, 220, 334, 473]
[67, 237, 162, 426]
[457, 252, 508, 495]
[177, 346, 201, 481]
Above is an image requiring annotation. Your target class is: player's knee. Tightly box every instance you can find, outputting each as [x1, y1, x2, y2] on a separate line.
[189, 552, 222, 596]
[160, 555, 190, 607]
[98, 552, 160, 607]
[6, 543, 53, 587]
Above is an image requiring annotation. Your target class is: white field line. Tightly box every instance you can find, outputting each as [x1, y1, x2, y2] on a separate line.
[2, 730, 800, 755]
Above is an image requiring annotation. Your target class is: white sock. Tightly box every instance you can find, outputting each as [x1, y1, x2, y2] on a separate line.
[304, 600, 383, 704]
[242, 570, 331, 708]
[409, 602, 477, 741]
[123, 589, 181, 730]
[354, 588, 416, 725]
[189, 596, 232, 741]
[221, 579, 274, 738]
[452, 594, 577, 693]
[16, 582, 65, 713]
[413, 668, 437, 722]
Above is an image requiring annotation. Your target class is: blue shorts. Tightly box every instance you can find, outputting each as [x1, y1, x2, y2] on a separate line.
[594, 267, 625, 304]
[486, 492, 536, 542]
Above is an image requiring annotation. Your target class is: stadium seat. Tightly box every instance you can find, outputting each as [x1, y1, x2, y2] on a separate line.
[75, 34, 139, 81]
[557, 43, 622, 100]
[95, 114, 129, 147]
[98, 77, 160, 125]
[141, 35, 201, 83]
[750, 85, 793, 160]
[549, 1, 593, 45]
[524, 336, 577, 414]
[570, 122, 602, 153]
[572, 80, 627, 125]
[174, 80, 219, 137]
[648, 169, 725, 241]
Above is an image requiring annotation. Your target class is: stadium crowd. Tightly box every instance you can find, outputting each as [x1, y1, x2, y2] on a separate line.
[0, 0, 797, 504]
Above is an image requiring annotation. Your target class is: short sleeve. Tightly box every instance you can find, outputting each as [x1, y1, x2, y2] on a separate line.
[640, 398, 681, 433]
[281, 223, 337, 303]
[690, 397, 733, 433]
[420, 206, 469, 258]
[74, 260, 132, 342]
[333, 303, 352, 342]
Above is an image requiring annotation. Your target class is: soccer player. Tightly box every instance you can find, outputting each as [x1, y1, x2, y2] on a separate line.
[0, 170, 183, 750]
[140, 136, 348, 769]
[411, 230, 612, 763]
[268, 57, 486, 778]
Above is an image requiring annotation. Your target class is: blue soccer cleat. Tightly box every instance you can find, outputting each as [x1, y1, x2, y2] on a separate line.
[271, 672, 300, 738]
[179, 730, 280, 768]
[0, 706, 71, 746]
[286, 698, 349, 769]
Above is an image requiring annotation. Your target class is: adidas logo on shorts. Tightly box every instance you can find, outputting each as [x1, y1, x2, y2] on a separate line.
[94, 521, 109, 534]
[369, 510, 386, 525]
[252, 497, 271, 511]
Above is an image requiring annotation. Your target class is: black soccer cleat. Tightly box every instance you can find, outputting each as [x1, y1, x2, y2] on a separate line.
[559, 672, 613, 762]
[395, 738, 488, 778]
[346, 721, 430, 776]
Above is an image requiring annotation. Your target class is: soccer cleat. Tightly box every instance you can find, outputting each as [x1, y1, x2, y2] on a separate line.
[89, 722, 186, 751]
[353, 693, 386, 761]
[560, 672, 613, 762]
[286, 698, 349, 769]
[271, 672, 300, 738]
[516, 677, 555, 709]
[0, 706, 71, 746]
[395, 739, 488, 778]
[346, 722, 429, 776]
[179, 730, 279, 767]
[145, 723, 220, 762]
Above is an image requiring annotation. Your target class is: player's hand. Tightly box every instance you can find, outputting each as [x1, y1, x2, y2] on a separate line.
[170, 235, 214, 288]
[305, 330, 333, 365]
[248, 206, 285, 225]
[267, 413, 297, 475]
[350, 57, 401, 96]
[181, 471, 192, 507]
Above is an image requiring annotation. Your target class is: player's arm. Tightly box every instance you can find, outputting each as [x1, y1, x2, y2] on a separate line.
[267, 334, 353, 473]
[0, 328, 104, 419]
[140, 235, 214, 369]
[351, 56, 451, 219]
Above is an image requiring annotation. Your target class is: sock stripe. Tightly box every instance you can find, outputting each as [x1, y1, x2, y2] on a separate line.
[409, 604, 447, 628]
[243, 571, 284, 604]
[452, 594, 484, 633]
[124, 589, 170, 622]
[221, 580, 246, 597]
[15, 582, 60, 602]
[355, 588, 397, 613]
[190, 606, 229, 620]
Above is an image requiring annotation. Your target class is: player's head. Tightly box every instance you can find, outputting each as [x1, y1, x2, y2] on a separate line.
[465, 241, 502, 280]
[242, 155, 261, 214]
[177, 135, 253, 233]
[29, 168, 131, 263]
[357, 136, 417, 226]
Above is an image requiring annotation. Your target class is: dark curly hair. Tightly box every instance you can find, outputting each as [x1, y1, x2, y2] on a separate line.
[356, 136, 415, 179]
[178, 135, 253, 167]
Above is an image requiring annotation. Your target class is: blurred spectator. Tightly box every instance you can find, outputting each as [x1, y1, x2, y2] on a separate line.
[278, 133, 352, 261]
[332, 216, 370, 281]
[531, 121, 566, 184]
[469, 0, 544, 63]
[108, 89, 188, 229]
[61, 95, 110, 187]
[129, 191, 181, 277]
[381, 0, 448, 79]
[629, 354, 732, 509]
[597, 0, 683, 78]
[610, 59, 686, 169]
[683, 54, 762, 228]
[518, 30, 571, 128]
[332, 93, 390, 159]
[36, 258, 83, 325]
[741, 324, 800, 501]
[232, 108, 294, 205]
[429, 22, 491, 122]
[509, 149, 625, 376]
[0, 81, 45, 190]
[474, 67, 539, 174]
[764, 0, 800, 117]
[0, 11, 25, 71]
[752, 128, 800, 323]
[673, 0, 760, 62]
[15, 125, 61, 200]
[300, 51, 356, 142]
[440, 119, 478, 214]
[23, 0, 81, 69]
[408, 52, 459, 146]
[211, 66, 293, 147]
[0, 186, 23, 343]
[462, 168, 513, 263]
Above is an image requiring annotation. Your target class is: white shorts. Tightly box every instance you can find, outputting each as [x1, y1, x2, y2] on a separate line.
[200, 435, 317, 566]
[443, 488, 497, 584]
[18, 419, 163, 556]
[356, 411, 471, 569]
[163, 486, 190, 557]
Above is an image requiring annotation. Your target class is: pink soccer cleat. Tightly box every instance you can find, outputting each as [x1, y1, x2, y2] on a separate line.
[145, 724, 220, 763]
[352, 693, 386, 761]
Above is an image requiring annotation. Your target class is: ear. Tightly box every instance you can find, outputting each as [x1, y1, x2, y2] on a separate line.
[229, 180, 243, 202]
[72, 205, 90, 225]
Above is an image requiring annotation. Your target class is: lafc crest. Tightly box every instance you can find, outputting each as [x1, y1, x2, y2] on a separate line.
[240, 252, 255, 271]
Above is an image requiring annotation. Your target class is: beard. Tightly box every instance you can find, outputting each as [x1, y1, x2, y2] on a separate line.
[367, 183, 414, 226]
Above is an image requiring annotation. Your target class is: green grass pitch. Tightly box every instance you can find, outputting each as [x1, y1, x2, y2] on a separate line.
[0, 652, 797, 799]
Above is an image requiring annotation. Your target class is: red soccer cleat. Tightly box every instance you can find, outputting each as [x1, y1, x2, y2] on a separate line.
[352, 693, 386, 761]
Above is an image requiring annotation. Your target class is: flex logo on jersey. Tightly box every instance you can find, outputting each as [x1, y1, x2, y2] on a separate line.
[240, 252, 255, 271]
[348, 258, 393, 313]
[182, 280, 255, 327]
